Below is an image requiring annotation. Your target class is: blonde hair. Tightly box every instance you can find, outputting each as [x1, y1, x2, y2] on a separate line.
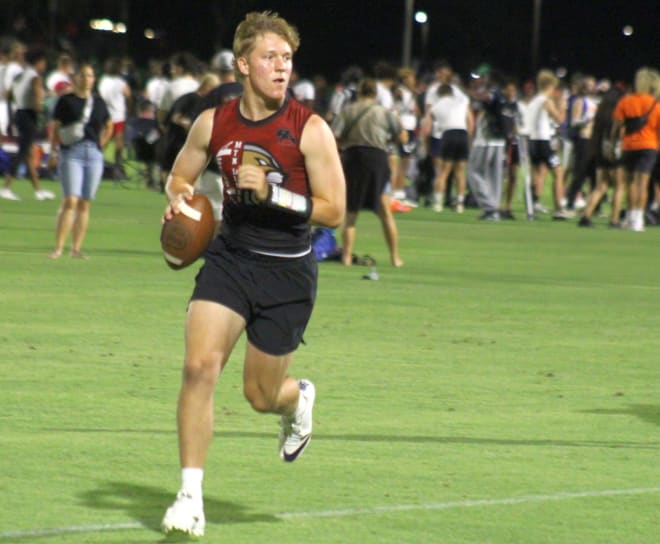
[233, 11, 300, 60]
[536, 69, 558, 91]
[634, 67, 660, 95]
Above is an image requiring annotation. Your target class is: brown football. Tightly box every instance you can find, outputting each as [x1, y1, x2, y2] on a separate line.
[161, 193, 215, 270]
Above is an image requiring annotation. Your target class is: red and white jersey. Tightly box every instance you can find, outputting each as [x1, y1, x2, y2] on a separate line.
[210, 97, 314, 256]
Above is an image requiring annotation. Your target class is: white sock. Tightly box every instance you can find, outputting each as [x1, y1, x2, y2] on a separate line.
[434, 193, 443, 204]
[393, 189, 406, 200]
[457, 194, 465, 204]
[181, 467, 203, 500]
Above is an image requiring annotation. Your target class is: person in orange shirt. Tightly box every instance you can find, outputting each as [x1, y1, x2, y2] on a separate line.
[611, 67, 660, 231]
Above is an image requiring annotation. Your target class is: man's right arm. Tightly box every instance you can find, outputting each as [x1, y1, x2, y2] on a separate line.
[164, 109, 213, 218]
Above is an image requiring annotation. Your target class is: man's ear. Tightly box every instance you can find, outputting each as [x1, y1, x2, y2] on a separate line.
[236, 56, 249, 78]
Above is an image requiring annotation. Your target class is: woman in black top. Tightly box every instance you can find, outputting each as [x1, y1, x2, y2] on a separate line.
[48, 63, 112, 259]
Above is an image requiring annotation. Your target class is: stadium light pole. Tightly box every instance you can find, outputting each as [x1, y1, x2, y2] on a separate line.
[402, 0, 414, 68]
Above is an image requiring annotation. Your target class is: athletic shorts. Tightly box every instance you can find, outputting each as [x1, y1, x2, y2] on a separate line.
[621, 149, 658, 174]
[191, 236, 318, 356]
[342, 146, 390, 213]
[529, 139, 561, 169]
[397, 130, 417, 157]
[112, 121, 126, 135]
[431, 129, 469, 161]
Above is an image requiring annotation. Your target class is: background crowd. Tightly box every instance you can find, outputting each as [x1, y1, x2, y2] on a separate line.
[1, 33, 659, 252]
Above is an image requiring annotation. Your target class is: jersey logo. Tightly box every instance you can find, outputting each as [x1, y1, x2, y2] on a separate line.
[276, 128, 298, 146]
[243, 143, 285, 185]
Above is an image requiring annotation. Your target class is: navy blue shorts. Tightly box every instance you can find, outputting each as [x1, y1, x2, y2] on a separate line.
[191, 236, 318, 356]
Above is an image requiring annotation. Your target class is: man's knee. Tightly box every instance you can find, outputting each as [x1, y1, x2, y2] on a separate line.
[182, 353, 222, 386]
[243, 382, 277, 413]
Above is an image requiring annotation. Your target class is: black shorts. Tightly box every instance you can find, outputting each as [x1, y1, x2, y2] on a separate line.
[431, 129, 469, 161]
[529, 139, 560, 169]
[342, 146, 390, 213]
[191, 236, 318, 356]
[621, 149, 658, 174]
[397, 130, 417, 157]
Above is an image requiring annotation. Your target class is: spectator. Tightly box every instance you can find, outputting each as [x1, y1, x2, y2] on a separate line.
[527, 69, 569, 220]
[611, 67, 660, 232]
[47, 63, 113, 258]
[157, 52, 200, 126]
[98, 57, 131, 179]
[290, 69, 315, 109]
[500, 79, 523, 219]
[1, 47, 54, 201]
[391, 67, 420, 207]
[144, 59, 169, 110]
[577, 87, 625, 227]
[422, 82, 472, 213]
[332, 78, 406, 267]
[565, 75, 598, 213]
[467, 70, 509, 220]
[45, 53, 74, 97]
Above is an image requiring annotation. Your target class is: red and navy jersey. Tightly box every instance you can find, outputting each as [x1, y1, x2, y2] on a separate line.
[210, 96, 314, 256]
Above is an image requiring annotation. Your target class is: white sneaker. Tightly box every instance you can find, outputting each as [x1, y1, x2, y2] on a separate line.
[0, 187, 20, 200]
[455, 203, 464, 213]
[432, 202, 443, 213]
[533, 202, 549, 214]
[161, 491, 205, 536]
[279, 379, 315, 462]
[35, 189, 55, 200]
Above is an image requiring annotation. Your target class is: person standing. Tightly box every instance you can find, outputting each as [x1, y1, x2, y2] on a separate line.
[47, 63, 112, 258]
[160, 12, 345, 537]
[1, 47, 54, 201]
[333, 77, 406, 267]
[98, 57, 131, 179]
[422, 82, 472, 213]
[527, 69, 569, 220]
[611, 67, 660, 232]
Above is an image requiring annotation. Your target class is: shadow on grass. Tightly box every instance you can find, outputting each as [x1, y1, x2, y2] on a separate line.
[582, 404, 660, 427]
[79, 480, 279, 536]
[44, 427, 660, 450]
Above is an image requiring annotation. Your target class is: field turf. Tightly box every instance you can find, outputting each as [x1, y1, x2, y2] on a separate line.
[1, 178, 658, 543]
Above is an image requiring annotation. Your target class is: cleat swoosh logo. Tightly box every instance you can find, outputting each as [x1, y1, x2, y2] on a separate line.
[283, 436, 311, 462]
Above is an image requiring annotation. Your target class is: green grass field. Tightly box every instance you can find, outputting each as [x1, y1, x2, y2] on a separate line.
[1, 177, 658, 543]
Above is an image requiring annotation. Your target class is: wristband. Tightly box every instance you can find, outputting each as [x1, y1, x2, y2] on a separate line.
[265, 184, 313, 220]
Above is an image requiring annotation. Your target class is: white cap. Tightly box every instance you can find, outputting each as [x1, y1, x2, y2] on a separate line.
[211, 49, 234, 73]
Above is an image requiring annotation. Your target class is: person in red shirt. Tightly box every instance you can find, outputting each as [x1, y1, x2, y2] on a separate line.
[611, 67, 660, 231]
[160, 12, 346, 537]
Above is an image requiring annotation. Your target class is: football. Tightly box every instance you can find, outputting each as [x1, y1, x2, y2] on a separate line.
[161, 193, 215, 270]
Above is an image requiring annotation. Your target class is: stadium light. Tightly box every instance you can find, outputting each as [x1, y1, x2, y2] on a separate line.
[414, 11, 428, 24]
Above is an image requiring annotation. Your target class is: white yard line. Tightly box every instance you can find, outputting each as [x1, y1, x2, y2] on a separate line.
[1, 487, 658, 540]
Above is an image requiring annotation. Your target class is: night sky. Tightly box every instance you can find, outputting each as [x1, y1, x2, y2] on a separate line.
[1, 0, 657, 84]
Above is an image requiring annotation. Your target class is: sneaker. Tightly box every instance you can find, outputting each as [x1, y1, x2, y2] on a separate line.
[552, 209, 570, 221]
[533, 202, 549, 214]
[608, 221, 622, 229]
[0, 187, 20, 200]
[35, 189, 55, 200]
[574, 196, 587, 210]
[161, 491, 205, 537]
[578, 216, 593, 228]
[479, 210, 500, 221]
[455, 203, 464, 213]
[390, 199, 412, 213]
[432, 202, 443, 213]
[279, 379, 315, 462]
[500, 210, 515, 220]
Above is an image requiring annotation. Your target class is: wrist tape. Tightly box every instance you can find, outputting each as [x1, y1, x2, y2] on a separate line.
[265, 184, 313, 220]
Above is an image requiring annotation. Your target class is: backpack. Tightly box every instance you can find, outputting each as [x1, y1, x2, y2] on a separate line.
[311, 227, 338, 262]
